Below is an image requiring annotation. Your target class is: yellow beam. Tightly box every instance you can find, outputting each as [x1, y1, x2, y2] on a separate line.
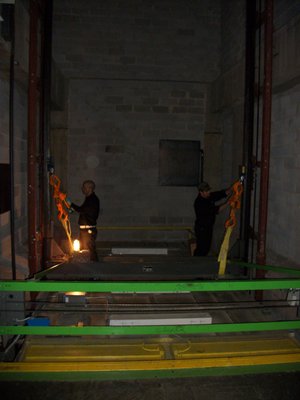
[2, 353, 300, 374]
[21, 343, 164, 362]
[2, 335, 299, 374]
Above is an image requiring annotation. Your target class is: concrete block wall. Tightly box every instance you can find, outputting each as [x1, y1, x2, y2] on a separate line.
[0, 0, 297, 264]
[209, 0, 300, 265]
[67, 79, 207, 241]
[208, 0, 245, 184]
[52, 0, 221, 242]
[267, 85, 300, 262]
[210, 0, 300, 265]
[0, 1, 30, 278]
[52, 0, 300, 255]
[265, 3, 300, 265]
[204, 0, 245, 252]
[53, 0, 220, 82]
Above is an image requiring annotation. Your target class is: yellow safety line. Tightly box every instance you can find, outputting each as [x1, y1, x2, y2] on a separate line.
[2, 353, 300, 373]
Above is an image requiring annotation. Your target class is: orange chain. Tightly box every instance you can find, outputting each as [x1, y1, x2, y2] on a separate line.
[225, 180, 244, 228]
[49, 174, 73, 250]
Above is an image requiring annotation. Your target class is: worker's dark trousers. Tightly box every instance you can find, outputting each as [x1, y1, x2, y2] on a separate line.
[194, 224, 213, 256]
[79, 228, 98, 261]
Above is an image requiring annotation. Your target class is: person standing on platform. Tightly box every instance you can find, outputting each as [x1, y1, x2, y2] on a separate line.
[193, 181, 231, 257]
[68, 180, 100, 261]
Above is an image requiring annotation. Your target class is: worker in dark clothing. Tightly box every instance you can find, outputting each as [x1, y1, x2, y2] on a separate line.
[193, 182, 231, 256]
[69, 180, 100, 261]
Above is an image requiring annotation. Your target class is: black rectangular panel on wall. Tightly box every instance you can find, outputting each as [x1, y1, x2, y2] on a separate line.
[0, 163, 11, 213]
[0, 4, 14, 42]
[159, 140, 201, 186]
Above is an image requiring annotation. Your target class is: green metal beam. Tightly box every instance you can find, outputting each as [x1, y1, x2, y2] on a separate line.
[1, 279, 300, 292]
[1, 320, 300, 336]
[231, 261, 300, 276]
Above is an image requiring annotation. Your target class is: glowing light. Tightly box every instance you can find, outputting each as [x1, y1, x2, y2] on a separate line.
[73, 239, 80, 252]
[65, 291, 86, 296]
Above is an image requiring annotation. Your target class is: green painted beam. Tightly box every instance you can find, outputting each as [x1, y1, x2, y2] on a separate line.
[1, 279, 300, 293]
[231, 261, 300, 276]
[1, 363, 300, 381]
[1, 320, 300, 336]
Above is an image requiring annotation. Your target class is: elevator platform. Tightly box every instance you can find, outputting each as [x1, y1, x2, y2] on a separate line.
[1, 334, 300, 380]
[36, 257, 244, 281]
[1, 259, 300, 381]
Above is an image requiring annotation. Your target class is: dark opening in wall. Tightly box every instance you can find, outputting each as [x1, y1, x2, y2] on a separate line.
[0, 163, 11, 213]
[159, 139, 201, 186]
[0, 4, 14, 42]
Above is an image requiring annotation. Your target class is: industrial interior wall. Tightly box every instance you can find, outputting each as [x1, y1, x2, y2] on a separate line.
[210, 0, 300, 265]
[207, 0, 246, 252]
[0, 0, 29, 279]
[50, 61, 69, 226]
[209, 0, 245, 181]
[266, 1, 300, 266]
[52, 0, 221, 242]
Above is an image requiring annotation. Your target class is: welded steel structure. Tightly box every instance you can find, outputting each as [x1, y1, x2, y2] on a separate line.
[1, 261, 300, 380]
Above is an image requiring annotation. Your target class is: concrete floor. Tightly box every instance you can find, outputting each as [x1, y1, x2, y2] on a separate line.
[2, 372, 300, 400]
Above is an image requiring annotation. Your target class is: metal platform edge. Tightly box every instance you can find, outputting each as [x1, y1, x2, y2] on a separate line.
[1, 359, 300, 381]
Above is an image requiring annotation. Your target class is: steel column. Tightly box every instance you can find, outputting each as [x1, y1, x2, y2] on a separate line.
[39, 0, 53, 266]
[27, 0, 40, 274]
[256, 0, 274, 292]
[241, 0, 257, 261]
[8, 4, 16, 279]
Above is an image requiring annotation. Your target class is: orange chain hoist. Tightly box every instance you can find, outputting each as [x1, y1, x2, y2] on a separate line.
[225, 179, 244, 228]
[49, 174, 73, 253]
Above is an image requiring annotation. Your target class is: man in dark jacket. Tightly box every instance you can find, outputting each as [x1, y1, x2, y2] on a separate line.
[193, 182, 230, 256]
[70, 180, 100, 261]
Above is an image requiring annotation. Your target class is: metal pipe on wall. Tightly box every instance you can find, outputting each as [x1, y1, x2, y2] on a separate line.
[40, 0, 53, 265]
[251, 0, 263, 263]
[39, 2, 46, 267]
[27, 0, 40, 275]
[240, 0, 257, 262]
[39, 0, 53, 267]
[256, 0, 274, 289]
[8, 3, 16, 279]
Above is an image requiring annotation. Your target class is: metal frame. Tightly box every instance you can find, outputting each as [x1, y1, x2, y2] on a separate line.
[1, 261, 300, 336]
[1, 277, 300, 293]
[1, 321, 300, 336]
[1, 261, 300, 379]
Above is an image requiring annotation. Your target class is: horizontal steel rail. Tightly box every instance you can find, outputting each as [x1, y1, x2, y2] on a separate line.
[1, 320, 300, 336]
[1, 279, 300, 292]
[231, 260, 300, 276]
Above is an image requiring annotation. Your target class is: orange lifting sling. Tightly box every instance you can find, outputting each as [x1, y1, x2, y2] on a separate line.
[225, 179, 244, 228]
[49, 174, 73, 253]
[218, 177, 244, 276]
